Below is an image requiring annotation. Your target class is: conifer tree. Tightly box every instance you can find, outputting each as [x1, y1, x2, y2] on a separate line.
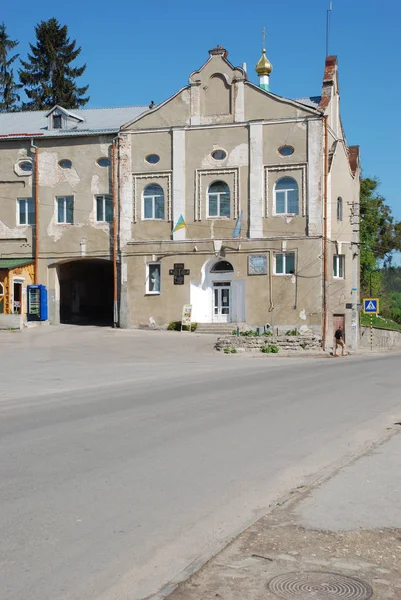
[0, 23, 21, 112]
[19, 18, 89, 110]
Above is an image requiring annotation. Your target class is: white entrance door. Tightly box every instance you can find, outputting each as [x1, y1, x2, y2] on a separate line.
[213, 282, 231, 323]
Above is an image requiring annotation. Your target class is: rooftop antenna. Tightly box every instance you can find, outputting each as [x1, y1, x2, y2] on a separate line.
[326, 0, 333, 56]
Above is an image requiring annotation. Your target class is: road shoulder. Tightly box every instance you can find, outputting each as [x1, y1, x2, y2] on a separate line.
[161, 427, 401, 600]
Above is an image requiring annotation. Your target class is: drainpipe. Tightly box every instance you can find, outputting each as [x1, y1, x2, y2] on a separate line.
[31, 138, 39, 284]
[112, 136, 119, 327]
[322, 116, 329, 350]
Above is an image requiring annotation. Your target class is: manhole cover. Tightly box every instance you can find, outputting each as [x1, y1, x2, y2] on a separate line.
[268, 572, 373, 599]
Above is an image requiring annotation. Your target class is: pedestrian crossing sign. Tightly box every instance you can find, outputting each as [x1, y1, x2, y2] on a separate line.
[363, 298, 379, 314]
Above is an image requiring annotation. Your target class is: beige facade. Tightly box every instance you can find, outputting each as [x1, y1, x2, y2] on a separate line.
[0, 48, 360, 347]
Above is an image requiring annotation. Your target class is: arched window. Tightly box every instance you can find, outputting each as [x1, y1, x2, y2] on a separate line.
[211, 260, 234, 273]
[143, 184, 165, 220]
[274, 177, 299, 215]
[208, 181, 230, 218]
[337, 197, 343, 221]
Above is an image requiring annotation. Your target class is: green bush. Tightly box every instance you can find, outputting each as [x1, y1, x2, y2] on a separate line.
[167, 321, 197, 331]
[263, 330, 273, 336]
[223, 346, 237, 354]
[241, 330, 258, 337]
[391, 309, 401, 324]
[261, 344, 280, 354]
[285, 329, 298, 336]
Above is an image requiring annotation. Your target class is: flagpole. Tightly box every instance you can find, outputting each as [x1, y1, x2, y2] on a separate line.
[326, 0, 332, 56]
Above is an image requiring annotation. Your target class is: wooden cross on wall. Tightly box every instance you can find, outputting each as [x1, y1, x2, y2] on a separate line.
[169, 263, 190, 285]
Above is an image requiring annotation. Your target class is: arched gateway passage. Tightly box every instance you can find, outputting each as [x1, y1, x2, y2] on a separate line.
[58, 259, 113, 325]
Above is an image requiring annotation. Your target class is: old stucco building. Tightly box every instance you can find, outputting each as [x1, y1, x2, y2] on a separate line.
[0, 46, 360, 348]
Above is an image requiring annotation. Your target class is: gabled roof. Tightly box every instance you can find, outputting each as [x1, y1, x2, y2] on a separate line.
[0, 105, 148, 139]
[246, 81, 322, 115]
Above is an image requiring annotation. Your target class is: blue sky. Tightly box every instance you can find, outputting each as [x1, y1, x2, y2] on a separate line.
[3, 0, 401, 217]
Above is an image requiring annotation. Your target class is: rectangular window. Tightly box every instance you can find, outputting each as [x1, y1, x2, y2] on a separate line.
[207, 183, 230, 218]
[53, 115, 62, 129]
[337, 198, 343, 221]
[146, 263, 161, 294]
[274, 252, 296, 275]
[17, 198, 34, 225]
[333, 254, 345, 278]
[96, 195, 113, 222]
[57, 196, 74, 224]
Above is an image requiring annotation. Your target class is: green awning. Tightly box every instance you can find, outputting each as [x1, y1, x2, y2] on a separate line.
[0, 258, 34, 269]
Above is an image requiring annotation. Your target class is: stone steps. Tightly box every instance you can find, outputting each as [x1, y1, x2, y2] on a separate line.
[196, 323, 239, 335]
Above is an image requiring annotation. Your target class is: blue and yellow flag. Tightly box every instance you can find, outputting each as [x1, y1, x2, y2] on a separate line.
[173, 215, 187, 233]
[232, 210, 243, 238]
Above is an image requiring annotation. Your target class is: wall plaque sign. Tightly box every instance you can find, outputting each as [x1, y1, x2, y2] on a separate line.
[248, 254, 268, 275]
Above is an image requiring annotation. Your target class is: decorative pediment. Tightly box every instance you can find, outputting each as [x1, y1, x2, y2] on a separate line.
[188, 46, 246, 125]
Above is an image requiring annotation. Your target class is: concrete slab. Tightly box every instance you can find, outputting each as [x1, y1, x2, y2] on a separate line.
[296, 432, 401, 531]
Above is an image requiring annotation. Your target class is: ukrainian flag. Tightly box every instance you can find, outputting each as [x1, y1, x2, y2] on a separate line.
[232, 210, 243, 238]
[173, 215, 187, 233]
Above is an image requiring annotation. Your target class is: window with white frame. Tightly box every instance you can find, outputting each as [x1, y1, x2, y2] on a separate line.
[274, 252, 296, 275]
[274, 177, 299, 215]
[96, 195, 113, 222]
[17, 198, 35, 225]
[57, 196, 74, 224]
[337, 197, 343, 221]
[146, 263, 161, 294]
[143, 184, 165, 220]
[207, 181, 230, 217]
[333, 254, 345, 278]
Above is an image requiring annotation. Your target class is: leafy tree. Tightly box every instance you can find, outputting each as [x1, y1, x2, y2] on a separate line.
[359, 177, 400, 297]
[0, 23, 21, 112]
[19, 18, 89, 110]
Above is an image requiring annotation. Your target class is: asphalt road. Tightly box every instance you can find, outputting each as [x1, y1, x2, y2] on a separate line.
[1, 327, 400, 600]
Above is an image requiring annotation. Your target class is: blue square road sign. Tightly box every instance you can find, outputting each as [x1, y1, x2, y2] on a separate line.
[363, 298, 379, 314]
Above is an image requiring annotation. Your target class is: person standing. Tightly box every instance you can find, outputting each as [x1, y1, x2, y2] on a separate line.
[334, 326, 347, 357]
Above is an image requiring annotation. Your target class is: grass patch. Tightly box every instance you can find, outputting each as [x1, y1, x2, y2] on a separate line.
[223, 347, 237, 354]
[360, 313, 401, 331]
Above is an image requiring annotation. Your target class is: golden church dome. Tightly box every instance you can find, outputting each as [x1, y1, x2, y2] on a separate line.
[256, 49, 273, 76]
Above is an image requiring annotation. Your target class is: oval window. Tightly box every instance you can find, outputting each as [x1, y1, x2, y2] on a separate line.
[211, 149, 227, 160]
[59, 159, 72, 169]
[97, 157, 111, 167]
[278, 145, 295, 157]
[19, 161, 33, 172]
[145, 154, 160, 164]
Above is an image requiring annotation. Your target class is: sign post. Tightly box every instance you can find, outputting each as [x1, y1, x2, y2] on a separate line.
[362, 298, 379, 351]
[181, 304, 192, 332]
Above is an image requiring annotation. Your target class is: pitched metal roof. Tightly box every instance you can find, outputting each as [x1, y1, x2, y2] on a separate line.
[0, 258, 33, 269]
[294, 96, 322, 108]
[0, 106, 148, 139]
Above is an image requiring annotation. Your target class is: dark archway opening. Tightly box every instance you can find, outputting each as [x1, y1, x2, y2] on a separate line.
[59, 259, 113, 325]
[211, 260, 234, 273]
